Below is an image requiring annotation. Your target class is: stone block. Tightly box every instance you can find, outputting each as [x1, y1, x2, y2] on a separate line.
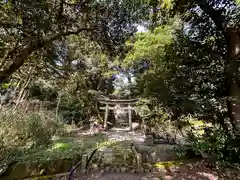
[144, 135, 154, 146]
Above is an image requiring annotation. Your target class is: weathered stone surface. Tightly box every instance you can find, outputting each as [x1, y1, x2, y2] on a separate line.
[80, 172, 162, 180]
[139, 168, 144, 173]
[144, 169, 149, 173]
[134, 143, 177, 163]
[1, 158, 78, 180]
[120, 167, 127, 173]
[92, 164, 98, 171]
[130, 169, 136, 174]
[105, 167, 110, 172]
[2, 126, 179, 180]
[144, 135, 154, 146]
[116, 168, 121, 173]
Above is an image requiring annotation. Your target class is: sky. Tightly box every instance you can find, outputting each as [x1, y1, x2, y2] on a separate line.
[137, 25, 147, 32]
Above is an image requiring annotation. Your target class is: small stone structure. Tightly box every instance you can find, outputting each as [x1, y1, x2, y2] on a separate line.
[144, 135, 154, 146]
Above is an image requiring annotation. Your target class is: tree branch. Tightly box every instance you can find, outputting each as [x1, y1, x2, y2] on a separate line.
[195, 0, 226, 33]
[0, 27, 94, 83]
[42, 28, 94, 44]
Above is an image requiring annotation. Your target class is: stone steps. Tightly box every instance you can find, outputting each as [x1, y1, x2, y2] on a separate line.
[19, 142, 178, 180]
[133, 142, 178, 163]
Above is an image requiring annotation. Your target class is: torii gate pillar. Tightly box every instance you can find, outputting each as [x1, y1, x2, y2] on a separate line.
[104, 104, 109, 129]
[98, 98, 138, 131]
[128, 104, 132, 131]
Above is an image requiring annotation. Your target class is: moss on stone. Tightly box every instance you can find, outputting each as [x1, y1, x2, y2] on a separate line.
[153, 160, 183, 169]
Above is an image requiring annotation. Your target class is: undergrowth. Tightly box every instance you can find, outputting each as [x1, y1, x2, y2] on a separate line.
[175, 123, 240, 167]
[0, 108, 64, 170]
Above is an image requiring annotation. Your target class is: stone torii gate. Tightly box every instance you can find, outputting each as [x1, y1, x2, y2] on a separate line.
[98, 98, 139, 131]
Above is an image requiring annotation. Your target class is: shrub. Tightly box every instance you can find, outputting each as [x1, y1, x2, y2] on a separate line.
[26, 111, 63, 146]
[0, 108, 63, 169]
[175, 123, 240, 164]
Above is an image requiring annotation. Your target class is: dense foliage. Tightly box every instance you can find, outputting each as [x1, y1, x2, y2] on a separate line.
[123, 0, 240, 161]
[0, 108, 63, 169]
[1, 0, 240, 175]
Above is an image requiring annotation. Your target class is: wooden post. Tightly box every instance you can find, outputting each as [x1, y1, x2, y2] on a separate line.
[81, 154, 88, 173]
[128, 104, 132, 131]
[104, 104, 109, 130]
[131, 144, 142, 171]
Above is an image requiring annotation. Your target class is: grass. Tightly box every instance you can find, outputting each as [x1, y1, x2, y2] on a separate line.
[1, 128, 134, 179]
[16, 131, 107, 162]
[12, 124, 135, 163]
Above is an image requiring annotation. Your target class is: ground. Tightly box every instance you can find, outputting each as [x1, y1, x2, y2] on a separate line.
[74, 160, 240, 180]
[61, 160, 239, 180]
[1, 125, 240, 180]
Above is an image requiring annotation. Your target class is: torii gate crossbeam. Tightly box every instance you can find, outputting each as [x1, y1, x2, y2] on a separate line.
[98, 98, 138, 131]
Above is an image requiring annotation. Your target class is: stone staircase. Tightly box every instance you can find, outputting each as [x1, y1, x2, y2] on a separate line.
[4, 127, 178, 180]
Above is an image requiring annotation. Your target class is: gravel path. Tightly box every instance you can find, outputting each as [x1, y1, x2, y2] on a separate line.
[72, 160, 240, 180]
[77, 172, 161, 180]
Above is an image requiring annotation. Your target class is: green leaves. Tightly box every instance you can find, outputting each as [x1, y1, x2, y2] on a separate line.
[17, 15, 23, 25]
[1, 0, 12, 9]
[161, 0, 174, 9]
[124, 25, 172, 67]
[236, 0, 240, 5]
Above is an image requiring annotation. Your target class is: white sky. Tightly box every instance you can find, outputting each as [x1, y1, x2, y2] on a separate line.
[137, 25, 147, 32]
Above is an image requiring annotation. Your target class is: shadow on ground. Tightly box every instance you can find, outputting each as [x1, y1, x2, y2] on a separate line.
[2, 128, 239, 180]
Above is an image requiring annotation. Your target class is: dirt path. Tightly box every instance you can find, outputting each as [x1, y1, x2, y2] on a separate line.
[77, 172, 161, 180]
[67, 128, 240, 180]
[74, 160, 240, 180]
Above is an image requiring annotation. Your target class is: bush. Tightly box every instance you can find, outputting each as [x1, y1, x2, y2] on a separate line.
[0, 108, 63, 169]
[176, 124, 240, 164]
[0, 108, 63, 147]
[26, 111, 63, 146]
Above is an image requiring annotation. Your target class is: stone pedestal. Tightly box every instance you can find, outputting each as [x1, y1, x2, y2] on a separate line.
[144, 135, 154, 146]
[134, 143, 177, 163]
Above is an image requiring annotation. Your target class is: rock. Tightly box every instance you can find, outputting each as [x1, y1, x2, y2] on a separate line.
[116, 168, 121, 173]
[110, 167, 115, 172]
[120, 167, 127, 172]
[144, 135, 154, 146]
[144, 169, 150, 173]
[100, 169, 105, 174]
[130, 169, 136, 173]
[92, 164, 98, 171]
[143, 163, 152, 168]
[135, 168, 140, 173]
[134, 143, 177, 163]
[99, 163, 104, 168]
[105, 167, 110, 172]
[140, 167, 145, 173]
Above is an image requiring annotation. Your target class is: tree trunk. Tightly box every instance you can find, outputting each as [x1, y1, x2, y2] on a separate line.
[0, 28, 92, 83]
[127, 74, 132, 98]
[13, 72, 32, 111]
[56, 92, 62, 118]
[0, 42, 38, 83]
[195, 0, 240, 140]
[225, 28, 240, 139]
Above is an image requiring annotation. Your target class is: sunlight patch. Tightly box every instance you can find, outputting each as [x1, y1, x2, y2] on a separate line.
[50, 142, 70, 151]
[154, 161, 183, 168]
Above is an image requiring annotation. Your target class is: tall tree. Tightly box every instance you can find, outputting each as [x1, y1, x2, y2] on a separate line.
[158, 0, 240, 140]
[0, 0, 149, 82]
